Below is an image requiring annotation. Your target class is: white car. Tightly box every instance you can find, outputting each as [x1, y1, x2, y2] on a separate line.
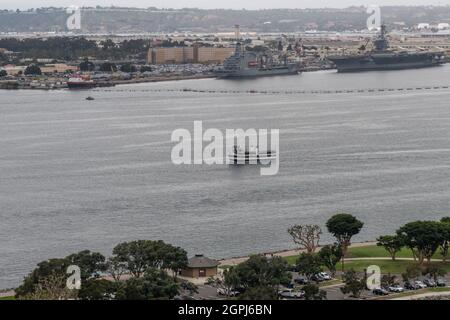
[414, 281, 427, 289]
[278, 289, 305, 299]
[217, 288, 239, 297]
[318, 272, 332, 280]
[388, 285, 404, 293]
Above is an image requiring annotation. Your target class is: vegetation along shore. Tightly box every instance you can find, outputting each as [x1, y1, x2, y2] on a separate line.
[2, 214, 448, 300]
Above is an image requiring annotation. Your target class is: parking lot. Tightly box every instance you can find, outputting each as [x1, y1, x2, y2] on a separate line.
[192, 273, 449, 300]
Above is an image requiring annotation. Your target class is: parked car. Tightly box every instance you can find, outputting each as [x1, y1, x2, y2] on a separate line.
[388, 285, 405, 293]
[373, 288, 389, 296]
[217, 288, 239, 297]
[311, 274, 325, 282]
[436, 278, 447, 287]
[294, 276, 309, 285]
[414, 280, 427, 289]
[404, 281, 419, 290]
[278, 289, 305, 299]
[423, 279, 437, 287]
[287, 265, 299, 272]
[318, 272, 332, 281]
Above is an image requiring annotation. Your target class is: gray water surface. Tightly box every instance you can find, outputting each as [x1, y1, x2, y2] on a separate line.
[1, 66, 450, 288]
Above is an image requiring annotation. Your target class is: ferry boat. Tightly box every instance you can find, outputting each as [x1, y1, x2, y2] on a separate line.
[228, 145, 277, 164]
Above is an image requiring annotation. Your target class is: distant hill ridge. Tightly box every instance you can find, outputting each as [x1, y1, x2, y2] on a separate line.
[1, 6, 450, 33]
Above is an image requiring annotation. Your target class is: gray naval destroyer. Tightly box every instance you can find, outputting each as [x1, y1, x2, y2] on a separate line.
[328, 25, 445, 72]
[215, 42, 299, 78]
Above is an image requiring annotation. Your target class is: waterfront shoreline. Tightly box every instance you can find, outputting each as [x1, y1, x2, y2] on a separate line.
[0, 241, 377, 293]
[0, 74, 216, 90]
[0, 67, 335, 91]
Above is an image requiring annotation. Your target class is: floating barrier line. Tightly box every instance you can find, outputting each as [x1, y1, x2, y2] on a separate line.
[92, 85, 450, 96]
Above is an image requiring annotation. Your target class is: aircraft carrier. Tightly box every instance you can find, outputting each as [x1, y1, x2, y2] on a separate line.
[328, 25, 446, 73]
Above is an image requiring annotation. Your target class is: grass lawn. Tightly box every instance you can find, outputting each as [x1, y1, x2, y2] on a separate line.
[339, 260, 450, 274]
[283, 244, 449, 275]
[284, 255, 298, 266]
[347, 245, 442, 260]
[0, 296, 15, 300]
[318, 279, 342, 287]
[284, 245, 445, 266]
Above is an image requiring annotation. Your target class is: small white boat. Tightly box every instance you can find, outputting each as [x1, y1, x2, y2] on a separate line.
[228, 145, 277, 164]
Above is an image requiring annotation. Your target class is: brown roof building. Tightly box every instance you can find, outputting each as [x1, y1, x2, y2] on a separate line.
[147, 46, 234, 65]
[181, 254, 220, 278]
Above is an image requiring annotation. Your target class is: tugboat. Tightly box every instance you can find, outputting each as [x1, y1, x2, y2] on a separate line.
[67, 75, 96, 89]
[228, 145, 277, 164]
[328, 25, 445, 72]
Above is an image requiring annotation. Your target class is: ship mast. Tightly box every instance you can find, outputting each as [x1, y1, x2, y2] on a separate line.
[234, 24, 243, 56]
[234, 24, 241, 42]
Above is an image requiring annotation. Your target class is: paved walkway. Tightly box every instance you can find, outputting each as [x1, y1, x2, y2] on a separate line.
[219, 241, 377, 266]
[344, 257, 442, 262]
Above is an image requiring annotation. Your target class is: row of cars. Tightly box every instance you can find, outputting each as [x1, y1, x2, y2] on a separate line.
[373, 278, 446, 296]
[293, 272, 332, 285]
[217, 271, 334, 299]
[279, 272, 334, 299]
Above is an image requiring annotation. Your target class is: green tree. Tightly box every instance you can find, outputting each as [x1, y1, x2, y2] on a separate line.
[423, 265, 447, 282]
[65, 250, 106, 280]
[120, 63, 137, 73]
[218, 267, 241, 297]
[287, 224, 322, 254]
[17, 274, 77, 300]
[112, 240, 155, 278]
[397, 221, 444, 264]
[326, 213, 363, 269]
[140, 65, 153, 73]
[303, 284, 327, 300]
[340, 269, 366, 298]
[78, 279, 117, 300]
[15, 258, 70, 297]
[79, 59, 95, 71]
[376, 235, 404, 261]
[99, 62, 117, 72]
[162, 245, 189, 279]
[440, 217, 450, 262]
[239, 285, 278, 300]
[24, 64, 41, 75]
[106, 256, 128, 282]
[16, 250, 106, 298]
[101, 39, 116, 50]
[223, 255, 291, 300]
[115, 268, 179, 300]
[296, 253, 323, 281]
[180, 281, 199, 296]
[381, 273, 397, 288]
[111, 240, 187, 278]
[402, 264, 422, 283]
[317, 244, 343, 277]
[0, 69, 7, 77]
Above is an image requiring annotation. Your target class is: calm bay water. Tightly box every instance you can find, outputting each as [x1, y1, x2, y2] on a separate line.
[1, 66, 450, 288]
